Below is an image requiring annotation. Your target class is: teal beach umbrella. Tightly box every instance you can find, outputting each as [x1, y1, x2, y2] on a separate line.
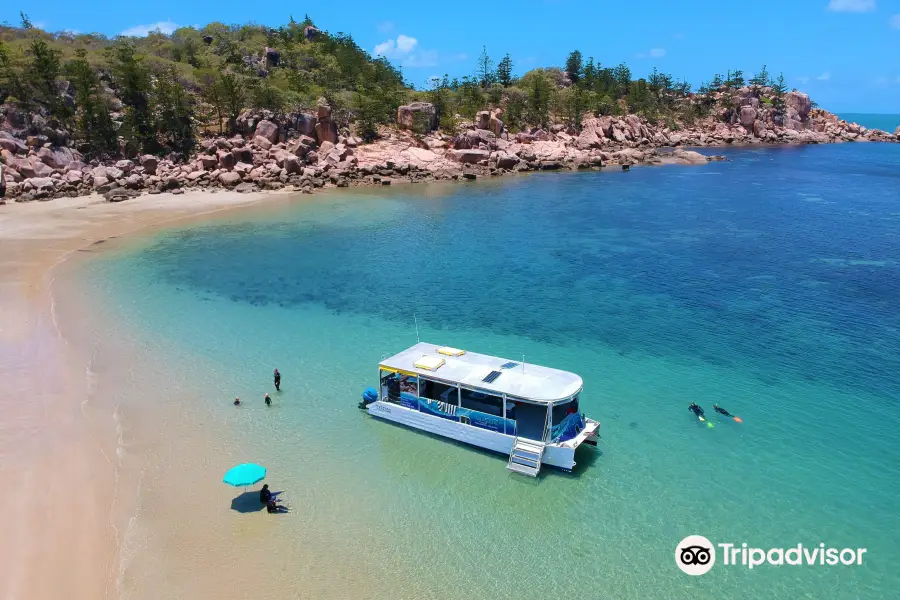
[223, 463, 267, 488]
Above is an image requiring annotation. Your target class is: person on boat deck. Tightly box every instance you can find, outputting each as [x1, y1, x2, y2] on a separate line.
[688, 402, 705, 418]
[265, 393, 272, 406]
[714, 404, 733, 417]
[233, 397, 241, 406]
[274, 369, 281, 391]
[260, 484, 272, 504]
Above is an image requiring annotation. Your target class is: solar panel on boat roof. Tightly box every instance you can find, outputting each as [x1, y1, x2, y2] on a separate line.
[482, 370, 502, 383]
[500, 362, 518, 369]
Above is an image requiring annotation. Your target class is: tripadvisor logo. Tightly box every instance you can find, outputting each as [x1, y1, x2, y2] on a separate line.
[675, 536, 867, 575]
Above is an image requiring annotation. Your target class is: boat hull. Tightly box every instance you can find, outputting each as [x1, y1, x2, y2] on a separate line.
[366, 400, 584, 471]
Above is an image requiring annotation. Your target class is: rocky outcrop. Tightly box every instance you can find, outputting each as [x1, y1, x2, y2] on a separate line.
[1, 86, 897, 204]
[397, 102, 437, 134]
[314, 98, 338, 145]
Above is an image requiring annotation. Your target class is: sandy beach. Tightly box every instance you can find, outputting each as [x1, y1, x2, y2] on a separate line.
[0, 190, 285, 600]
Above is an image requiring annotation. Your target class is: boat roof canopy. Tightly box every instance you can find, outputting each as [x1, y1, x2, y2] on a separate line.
[379, 342, 583, 403]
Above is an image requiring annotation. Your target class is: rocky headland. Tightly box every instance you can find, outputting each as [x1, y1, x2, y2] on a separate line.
[1, 87, 897, 204]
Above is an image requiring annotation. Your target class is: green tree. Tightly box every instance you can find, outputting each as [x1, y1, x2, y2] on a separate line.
[107, 41, 156, 154]
[731, 70, 745, 88]
[476, 46, 494, 88]
[25, 34, 69, 119]
[565, 50, 583, 85]
[496, 54, 513, 87]
[66, 48, 117, 157]
[520, 69, 554, 128]
[153, 66, 195, 156]
[750, 64, 771, 87]
[612, 63, 631, 98]
[0, 39, 27, 104]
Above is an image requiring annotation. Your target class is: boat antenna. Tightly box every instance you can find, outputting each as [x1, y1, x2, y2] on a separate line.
[522, 354, 526, 373]
[414, 313, 420, 343]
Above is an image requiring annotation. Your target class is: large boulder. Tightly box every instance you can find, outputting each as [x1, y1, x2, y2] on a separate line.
[397, 102, 437, 134]
[8, 157, 36, 178]
[753, 120, 767, 138]
[217, 150, 236, 170]
[489, 115, 503, 136]
[304, 25, 322, 40]
[784, 91, 811, 122]
[493, 151, 520, 169]
[0, 131, 27, 154]
[291, 135, 316, 157]
[447, 148, 490, 164]
[141, 155, 159, 175]
[37, 146, 77, 170]
[255, 120, 279, 144]
[739, 106, 757, 128]
[218, 171, 242, 187]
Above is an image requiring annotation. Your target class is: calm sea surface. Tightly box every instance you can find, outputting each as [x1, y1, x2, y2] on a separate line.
[77, 142, 900, 600]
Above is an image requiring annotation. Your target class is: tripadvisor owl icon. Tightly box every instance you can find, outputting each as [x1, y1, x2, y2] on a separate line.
[676, 535, 716, 575]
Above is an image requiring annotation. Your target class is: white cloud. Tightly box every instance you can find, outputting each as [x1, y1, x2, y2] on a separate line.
[890, 14, 900, 28]
[816, 71, 831, 81]
[636, 48, 666, 59]
[373, 34, 439, 68]
[826, 0, 875, 12]
[797, 76, 811, 84]
[121, 20, 179, 37]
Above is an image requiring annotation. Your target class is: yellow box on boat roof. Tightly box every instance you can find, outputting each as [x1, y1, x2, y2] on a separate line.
[436, 346, 466, 357]
[414, 355, 446, 371]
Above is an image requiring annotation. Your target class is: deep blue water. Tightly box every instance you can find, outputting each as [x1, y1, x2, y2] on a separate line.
[144, 144, 900, 398]
[92, 142, 900, 600]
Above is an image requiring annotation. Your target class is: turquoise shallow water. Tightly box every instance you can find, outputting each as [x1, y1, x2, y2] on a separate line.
[85, 143, 900, 599]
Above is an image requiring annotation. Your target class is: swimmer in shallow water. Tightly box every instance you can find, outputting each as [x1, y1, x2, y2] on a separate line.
[688, 402, 705, 419]
[234, 397, 241, 406]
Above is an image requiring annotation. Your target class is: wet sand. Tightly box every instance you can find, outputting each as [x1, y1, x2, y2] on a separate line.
[0, 190, 286, 600]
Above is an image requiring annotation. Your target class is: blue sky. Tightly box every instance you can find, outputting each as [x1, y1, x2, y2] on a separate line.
[3, 0, 899, 112]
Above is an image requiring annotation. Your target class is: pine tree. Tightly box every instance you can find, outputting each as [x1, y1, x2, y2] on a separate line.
[107, 41, 156, 155]
[26, 35, 69, 119]
[565, 50, 583, 85]
[750, 65, 771, 87]
[496, 54, 513, 87]
[476, 46, 494, 88]
[67, 48, 117, 157]
[153, 66, 195, 156]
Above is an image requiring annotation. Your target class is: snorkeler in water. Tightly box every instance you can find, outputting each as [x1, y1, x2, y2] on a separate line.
[714, 404, 742, 422]
[688, 402, 705, 418]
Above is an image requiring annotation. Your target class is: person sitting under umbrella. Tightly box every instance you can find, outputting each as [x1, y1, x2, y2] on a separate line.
[267, 498, 288, 513]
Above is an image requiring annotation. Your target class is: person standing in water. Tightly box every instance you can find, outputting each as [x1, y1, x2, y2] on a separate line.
[265, 393, 272, 406]
[274, 368, 281, 392]
[234, 397, 241, 406]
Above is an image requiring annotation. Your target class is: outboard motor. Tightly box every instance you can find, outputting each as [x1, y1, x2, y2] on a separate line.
[359, 387, 378, 409]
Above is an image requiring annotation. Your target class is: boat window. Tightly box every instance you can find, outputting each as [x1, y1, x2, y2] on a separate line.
[419, 378, 459, 405]
[552, 396, 580, 424]
[460, 388, 503, 417]
[381, 370, 402, 404]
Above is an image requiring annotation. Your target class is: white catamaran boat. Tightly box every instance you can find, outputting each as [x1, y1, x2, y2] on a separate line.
[359, 342, 600, 476]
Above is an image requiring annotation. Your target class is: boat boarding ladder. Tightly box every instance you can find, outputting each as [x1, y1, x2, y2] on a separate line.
[507, 437, 545, 477]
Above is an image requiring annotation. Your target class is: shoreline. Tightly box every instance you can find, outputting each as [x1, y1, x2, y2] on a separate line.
[0, 188, 299, 600]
